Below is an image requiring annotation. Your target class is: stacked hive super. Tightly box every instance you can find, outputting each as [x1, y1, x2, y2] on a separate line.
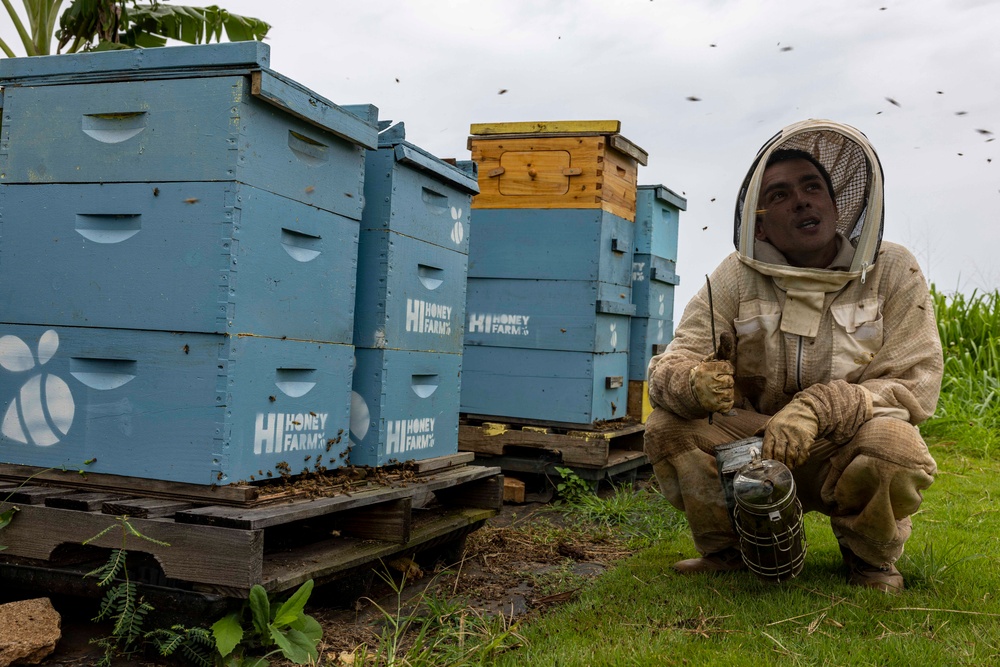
[349, 122, 479, 466]
[0, 43, 378, 485]
[461, 121, 647, 426]
[627, 185, 686, 422]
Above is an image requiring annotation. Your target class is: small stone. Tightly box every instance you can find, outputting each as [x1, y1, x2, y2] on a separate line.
[0, 597, 62, 667]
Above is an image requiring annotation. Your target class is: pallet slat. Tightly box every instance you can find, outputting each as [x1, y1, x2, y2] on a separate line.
[0, 503, 263, 590]
[459, 421, 643, 468]
[175, 466, 500, 529]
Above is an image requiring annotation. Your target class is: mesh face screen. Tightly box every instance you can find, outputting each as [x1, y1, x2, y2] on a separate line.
[734, 126, 884, 257]
[775, 130, 870, 240]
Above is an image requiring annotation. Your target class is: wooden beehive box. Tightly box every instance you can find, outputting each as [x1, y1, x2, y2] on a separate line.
[467, 121, 648, 221]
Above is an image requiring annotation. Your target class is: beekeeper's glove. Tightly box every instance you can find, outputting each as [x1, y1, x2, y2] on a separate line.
[761, 398, 820, 469]
[762, 380, 873, 469]
[689, 357, 735, 414]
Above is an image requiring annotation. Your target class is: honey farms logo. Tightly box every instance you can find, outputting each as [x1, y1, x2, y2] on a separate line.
[450, 206, 465, 245]
[1, 330, 75, 446]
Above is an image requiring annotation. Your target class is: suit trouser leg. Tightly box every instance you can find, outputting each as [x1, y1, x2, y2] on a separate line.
[819, 417, 936, 567]
[643, 407, 768, 556]
[645, 410, 936, 567]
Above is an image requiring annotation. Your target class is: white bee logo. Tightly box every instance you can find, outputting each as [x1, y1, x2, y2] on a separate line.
[349, 390, 371, 449]
[656, 320, 665, 342]
[449, 206, 465, 245]
[1, 330, 75, 447]
[658, 293, 666, 317]
[610, 323, 618, 349]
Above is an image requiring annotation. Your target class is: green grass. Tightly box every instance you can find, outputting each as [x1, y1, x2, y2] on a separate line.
[492, 448, 1000, 666]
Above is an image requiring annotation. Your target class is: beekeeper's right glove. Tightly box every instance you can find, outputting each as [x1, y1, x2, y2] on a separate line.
[689, 356, 735, 415]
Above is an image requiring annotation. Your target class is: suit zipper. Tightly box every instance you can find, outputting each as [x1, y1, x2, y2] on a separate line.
[796, 335, 804, 392]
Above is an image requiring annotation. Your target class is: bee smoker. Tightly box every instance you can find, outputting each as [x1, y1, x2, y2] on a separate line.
[715, 436, 807, 582]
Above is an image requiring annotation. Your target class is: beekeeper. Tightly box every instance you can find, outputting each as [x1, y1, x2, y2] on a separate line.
[644, 120, 942, 593]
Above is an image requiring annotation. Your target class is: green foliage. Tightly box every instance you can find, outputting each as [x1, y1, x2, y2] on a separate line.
[902, 540, 986, 595]
[358, 566, 525, 666]
[84, 517, 170, 666]
[1, 0, 269, 57]
[553, 467, 591, 504]
[923, 287, 1000, 458]
[553, 483, 687, 549]
[213, 580, 322, 666]
[0, 507, 17, 550]
[146, 625, 216, 667]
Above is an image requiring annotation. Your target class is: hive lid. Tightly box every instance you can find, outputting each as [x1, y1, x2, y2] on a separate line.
[0, 41, 270, 83]
[639, 184, 688, 211]
[468, 120, 648, 166]
[0, 42, 379, 150]
[377, 122, 479, 194]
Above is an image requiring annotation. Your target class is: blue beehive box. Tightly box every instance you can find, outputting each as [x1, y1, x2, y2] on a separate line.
[461, 346, 629, 425]
[628, 317, 674, 381]
[353, 229, 468, 353]
[353, 123, 478, 353]
[631, 253, 678, 320]
[361, 122, 479, 251]
[0, 324, 353, 485]
[464, 279, 633, 353]
[467, 209, 634, 286]
[0, 182, 359, 342]
[634, 184, 686, 260]
[0, 42, 378, 218]
[349, 348, 461, 466]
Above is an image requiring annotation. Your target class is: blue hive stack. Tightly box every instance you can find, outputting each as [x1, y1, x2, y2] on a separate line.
[349, 122, 479, 466]
[627, 185, 686, 422]
[461, 121, 647, 426]
[0, 43, 379, 485]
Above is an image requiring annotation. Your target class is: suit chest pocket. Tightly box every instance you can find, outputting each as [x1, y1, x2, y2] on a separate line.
[734, 309, 782, 380]
[830, 297, 884, 382]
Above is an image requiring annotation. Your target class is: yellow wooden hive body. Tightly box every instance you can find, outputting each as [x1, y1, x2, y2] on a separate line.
[467, 120, 648, 221]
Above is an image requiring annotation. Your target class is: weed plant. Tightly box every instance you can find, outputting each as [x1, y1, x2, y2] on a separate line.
[550, 477, 688, 549]
[344, 567, 525, 666]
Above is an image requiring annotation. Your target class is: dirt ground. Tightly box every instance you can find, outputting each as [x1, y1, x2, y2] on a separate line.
[27, 475, 651, 666]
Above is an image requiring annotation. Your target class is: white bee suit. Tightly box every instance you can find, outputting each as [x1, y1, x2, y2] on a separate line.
[644, 120, 942, 567]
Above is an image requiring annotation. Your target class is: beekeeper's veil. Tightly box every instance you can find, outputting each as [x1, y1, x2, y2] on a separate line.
[733, 120, 885, 337]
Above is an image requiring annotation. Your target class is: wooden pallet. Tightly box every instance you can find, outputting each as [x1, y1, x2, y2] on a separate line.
[0, 456, 502, 598]
[458, 418, 645, 469]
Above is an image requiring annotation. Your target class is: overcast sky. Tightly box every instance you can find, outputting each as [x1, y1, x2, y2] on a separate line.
[7, 0, 998, 312]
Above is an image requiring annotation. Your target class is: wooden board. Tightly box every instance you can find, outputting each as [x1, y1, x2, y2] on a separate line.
[458, 421, 644, 468]
[0, 502, 264, 591]
[174, 465, 501, 530]
[627, 380, 653, 423]
[470, 120, 621, 135]
[0, 452, 477, 508]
